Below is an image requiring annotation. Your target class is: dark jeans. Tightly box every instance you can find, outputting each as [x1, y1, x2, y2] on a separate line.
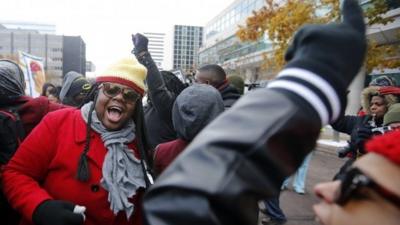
[263, 195, 286, 221]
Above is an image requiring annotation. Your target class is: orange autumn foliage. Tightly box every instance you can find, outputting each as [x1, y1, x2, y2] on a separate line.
[237, 0, 398, 75]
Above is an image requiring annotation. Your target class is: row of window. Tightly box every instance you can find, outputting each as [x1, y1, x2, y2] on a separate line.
[205, 0, 265, 39]
[175, 36, 202, 41]
[174, 44, 201, 49]
[173, 63, 196, 68]
[174, 50, 197, 55]
[175, 26, 202, 32]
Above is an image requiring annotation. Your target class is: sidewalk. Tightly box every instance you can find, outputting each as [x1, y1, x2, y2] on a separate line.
[316, 139, 348, 156]
[258, 145, 347, 225]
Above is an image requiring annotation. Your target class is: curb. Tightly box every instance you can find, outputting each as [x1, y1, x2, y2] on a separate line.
[315, 143, 340, 157]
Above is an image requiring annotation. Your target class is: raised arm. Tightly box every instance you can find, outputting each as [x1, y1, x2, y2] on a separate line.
[143, 1, 366, 225]
[132, 34, 177, 122]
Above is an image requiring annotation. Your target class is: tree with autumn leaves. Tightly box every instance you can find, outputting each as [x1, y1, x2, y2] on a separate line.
[237, 0, 399, 75]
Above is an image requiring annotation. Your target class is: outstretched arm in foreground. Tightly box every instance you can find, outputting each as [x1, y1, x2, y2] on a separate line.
[143, 1, 367, 225]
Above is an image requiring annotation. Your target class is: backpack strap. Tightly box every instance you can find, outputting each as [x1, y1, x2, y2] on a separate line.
[0, 106, 25, 142]
[0, 106, 25, 164]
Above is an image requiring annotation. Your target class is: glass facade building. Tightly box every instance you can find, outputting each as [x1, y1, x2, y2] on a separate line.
[173, 25, 203, 74]
[199, 0, 269, 82]
[204, 0, 265, 41]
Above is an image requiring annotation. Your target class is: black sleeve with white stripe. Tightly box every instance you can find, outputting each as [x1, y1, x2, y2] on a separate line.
[268, 67, 344, 126]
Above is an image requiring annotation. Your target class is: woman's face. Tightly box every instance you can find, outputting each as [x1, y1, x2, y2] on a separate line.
[369, 96, 387, 119]
[47, 94, 59, 103]
[45, 87, 54, 97]
[95, 82, 139, 131]
[313, 180, 400, 225]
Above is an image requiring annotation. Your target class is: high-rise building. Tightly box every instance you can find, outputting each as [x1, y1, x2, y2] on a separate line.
[143, 32, 166, 70]
[0, 23, 86, 85]
[0, 21, 56, 34]
[199, 0, 400, 87]
[198, 0, 267, 83]
[63, 36, 86, 76]
[86, 61, 96, 72]
[362, 1, 400, 80]
[173, 25, 203, 74]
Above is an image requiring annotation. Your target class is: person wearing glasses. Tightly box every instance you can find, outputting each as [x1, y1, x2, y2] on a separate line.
[2, 56, 152, 225]
[143, 1, 371, 225]
[314, 130, 400, 225]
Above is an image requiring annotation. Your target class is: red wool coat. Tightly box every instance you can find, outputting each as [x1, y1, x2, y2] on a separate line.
[2, 108, 144, 225]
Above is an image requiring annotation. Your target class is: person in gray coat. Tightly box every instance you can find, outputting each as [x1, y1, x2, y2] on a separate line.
[153, 84, 224, 176]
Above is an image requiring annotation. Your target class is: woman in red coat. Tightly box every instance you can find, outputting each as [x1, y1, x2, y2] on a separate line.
[2, 56, 152, 225]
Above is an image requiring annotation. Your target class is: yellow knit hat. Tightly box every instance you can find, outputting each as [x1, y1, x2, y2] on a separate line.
[96, 56, 147, 95]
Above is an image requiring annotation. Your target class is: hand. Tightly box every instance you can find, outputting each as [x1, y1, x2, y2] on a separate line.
[33, 200, 84, 225]
[131, 33, 148, 55]
[284, 0, 366, 97]
[355, 125, 373, 153]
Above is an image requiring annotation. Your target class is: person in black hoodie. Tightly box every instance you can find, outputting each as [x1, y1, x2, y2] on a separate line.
[132, 33, 186, 150]
[195, 64, 241, 108]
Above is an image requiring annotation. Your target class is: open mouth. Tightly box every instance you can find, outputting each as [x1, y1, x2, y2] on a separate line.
[107, 106, 123, 123]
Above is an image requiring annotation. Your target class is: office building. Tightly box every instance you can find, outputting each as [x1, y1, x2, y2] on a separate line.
[0, 22, 86, 85]
[199, 0, 399, 86]
[0, 21, 56, 34]
[199, 0, 267, 83]
[143, 32, 166, 70]
[173, 25, 203, 74]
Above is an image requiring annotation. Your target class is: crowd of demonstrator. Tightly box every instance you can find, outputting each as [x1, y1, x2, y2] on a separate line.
[0, 1, 399, 225]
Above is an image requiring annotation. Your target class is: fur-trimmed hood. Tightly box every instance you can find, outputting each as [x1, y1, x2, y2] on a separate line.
[361, 86, 399, 115]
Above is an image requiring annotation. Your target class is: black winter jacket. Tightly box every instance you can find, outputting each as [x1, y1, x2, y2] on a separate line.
[137, 52, 178, 149]
[219, 83, 241, 109]
[332, 114, 381, 154]
[143, 88, 321, 225]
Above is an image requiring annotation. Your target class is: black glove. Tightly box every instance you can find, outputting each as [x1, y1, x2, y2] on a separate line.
[132, 33, 149, 56]
[32, 200, 84, 225]
[355, 125, 373, 154]
[269, 0, 366, 125]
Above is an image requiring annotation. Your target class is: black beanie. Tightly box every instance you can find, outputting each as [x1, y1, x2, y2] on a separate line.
[66, 78, 91, 98]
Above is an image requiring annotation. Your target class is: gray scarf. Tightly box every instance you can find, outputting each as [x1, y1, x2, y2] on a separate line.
[81, 102, 146, 219]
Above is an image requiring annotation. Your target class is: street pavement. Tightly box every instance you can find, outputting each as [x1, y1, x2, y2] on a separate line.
[259, 144, 347, 225]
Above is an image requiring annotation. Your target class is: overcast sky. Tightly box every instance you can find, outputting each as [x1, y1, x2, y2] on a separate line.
[2, 0, 235, 72]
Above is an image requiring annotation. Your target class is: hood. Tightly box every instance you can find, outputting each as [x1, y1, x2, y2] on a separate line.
[220, 84, 241, 101]
[0, 60, 26, 102]
[59, 71, 83, 102]
[361, 86, 398, 115]
[172, 84, 224, 141]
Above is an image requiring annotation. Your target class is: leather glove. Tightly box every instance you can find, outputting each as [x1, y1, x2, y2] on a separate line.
[268, 0, 366, 125]
[355, 125, 373, 154]
[32, 200, 84, 225]
[132, 33, 149, 56]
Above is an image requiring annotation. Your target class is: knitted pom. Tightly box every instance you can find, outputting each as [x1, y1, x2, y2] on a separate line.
[365, 130, 400, 165]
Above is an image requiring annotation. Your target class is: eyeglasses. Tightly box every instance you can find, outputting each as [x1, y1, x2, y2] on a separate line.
[335, 167, 400, 208]
[100, 82, 140, 103]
